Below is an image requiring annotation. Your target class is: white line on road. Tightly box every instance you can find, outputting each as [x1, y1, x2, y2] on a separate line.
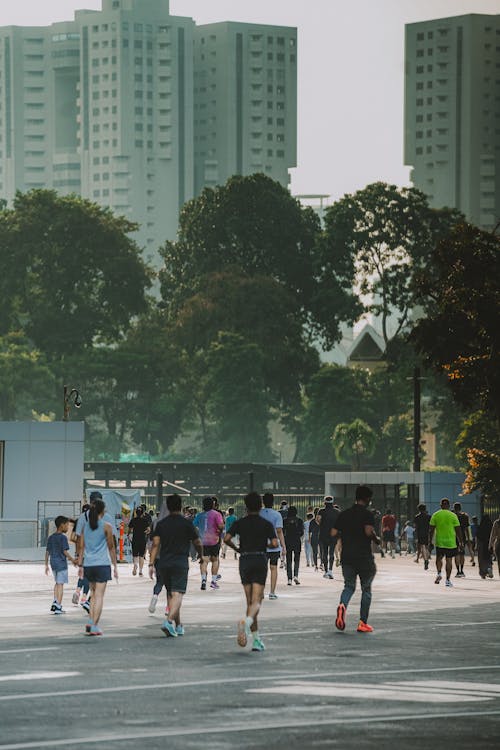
[0, 665, 499, 702]
[222, 629, 322, 638]
[0, 672, 80, 683]
[0, 648, 58, 655]
[1, 708, 500, 749]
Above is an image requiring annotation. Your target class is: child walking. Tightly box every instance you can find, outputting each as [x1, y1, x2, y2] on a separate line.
[45, 516, 77, 614]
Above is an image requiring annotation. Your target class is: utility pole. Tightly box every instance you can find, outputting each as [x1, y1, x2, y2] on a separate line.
[156, 470, 163, 512]
[413, 367, 421, 472]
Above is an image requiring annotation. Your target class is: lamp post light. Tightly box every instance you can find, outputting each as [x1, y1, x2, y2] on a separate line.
[277, 442, 282, 464]
[63, 385, 82, 422]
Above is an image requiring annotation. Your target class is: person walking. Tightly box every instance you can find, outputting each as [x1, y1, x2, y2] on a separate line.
[332, 486, 379, 634]
[222, 507, 237, 559]
[476, 515, 494, 579]
[402, 521, 415, 556]
[283, 506, 304, 585]
[224, 492, 277, 652]
[381, 509, 397, 558]
[429, 498, 463, 588]
[414, 504, 431, 569]
[260, 492, 286, 600]
[76, 498, 118, 636]
[304, 512, 314, 567]
[45, 516, 77, 614]
[317, 497, 339, 579]
[128, 506, 151, 577]
[149, 494, 203, 637]
[309, 509, 320, 571]
[453, 502, 473, 576]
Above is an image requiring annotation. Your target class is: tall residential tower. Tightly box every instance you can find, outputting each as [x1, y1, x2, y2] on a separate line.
[405, 14, 500, 229]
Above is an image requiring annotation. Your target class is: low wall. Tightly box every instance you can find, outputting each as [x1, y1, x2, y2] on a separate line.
[0, 520, 37, 550]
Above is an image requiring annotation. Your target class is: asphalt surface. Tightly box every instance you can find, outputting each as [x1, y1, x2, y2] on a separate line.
[0, 555, 499, 749]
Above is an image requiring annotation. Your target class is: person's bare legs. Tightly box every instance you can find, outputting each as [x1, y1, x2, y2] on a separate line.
[138, 555, 145, 575]
[435, 551, 443, 582]
[445, 556, 453, 581]
[211, 555, 220, 576]
[54, 582, 64, 606]
[89, 581, 107, 626]
[243, 583, 264, 633]
[269, 563, 278, 594]
[200, 556, 209, 579]
[166, 592, 183, 625]
[132, 556, 138, 575]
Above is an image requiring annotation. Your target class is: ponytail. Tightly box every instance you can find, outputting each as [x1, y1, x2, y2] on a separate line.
[89, 499, 105, 530]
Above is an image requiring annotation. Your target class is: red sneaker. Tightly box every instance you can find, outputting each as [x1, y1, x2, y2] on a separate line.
[357, 620, 374, 633]
[335, 603, 346, 631]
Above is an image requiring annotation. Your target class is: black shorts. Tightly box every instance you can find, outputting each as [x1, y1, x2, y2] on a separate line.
[417, 537, 428, 546]
[239, 554, 268, 585]
[383, 531, 395, 542]
[132, 540, 147, 557]
[159, 565, 189, 595]
[435, 546, 457, 559]
[267, 551, 281, 566]
[84, 565, 111, 583]
[202, 543, 221, 558]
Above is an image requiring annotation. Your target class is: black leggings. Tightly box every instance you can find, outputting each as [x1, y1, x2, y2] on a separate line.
[286, 545, 301, 579]
[321, 540, 336, 572]
[310, 539, 319, 567]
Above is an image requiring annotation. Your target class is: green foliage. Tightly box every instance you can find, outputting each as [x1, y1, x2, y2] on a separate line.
[380, 413, 413, 470]
[331, 418, 377, 470]
[0, 332, 56, 420]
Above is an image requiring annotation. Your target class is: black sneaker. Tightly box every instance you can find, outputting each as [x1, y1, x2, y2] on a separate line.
[201, 580, 206, 591]
[424, 560, 429, 570]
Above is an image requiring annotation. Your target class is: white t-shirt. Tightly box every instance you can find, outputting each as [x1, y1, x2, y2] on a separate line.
[260, 507, 283, 552]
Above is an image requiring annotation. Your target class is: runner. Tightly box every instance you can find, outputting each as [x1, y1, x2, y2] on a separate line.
[414, 503, 431, 570]
[149, 494, 203, 637]
[128, 507, 151, 577]
[194, 497, 224, 590]
[332, 485, 379, 634]
[317, 496, 339, 579]
[76, 498, 118, 636]
[381, 508, 397, 558]
[260, 492, 286, 599]
[429, 498, 463, 588]
[224, 492, 277, 652]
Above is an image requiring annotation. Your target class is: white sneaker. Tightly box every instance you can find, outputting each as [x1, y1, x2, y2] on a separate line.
[148, 595, 158, 613]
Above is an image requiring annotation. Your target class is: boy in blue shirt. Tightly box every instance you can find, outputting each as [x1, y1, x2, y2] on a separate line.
[45, 516, 77, 614]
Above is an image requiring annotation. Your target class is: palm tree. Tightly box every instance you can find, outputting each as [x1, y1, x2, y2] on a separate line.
[331, 418, 377, 470]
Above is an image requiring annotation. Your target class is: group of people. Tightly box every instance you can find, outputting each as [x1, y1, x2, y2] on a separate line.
[44, 488, 500, 648]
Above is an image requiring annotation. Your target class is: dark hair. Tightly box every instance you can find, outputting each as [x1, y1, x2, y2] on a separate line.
[385, 508, 392, 514]
[441, 497, 450, 508]
[136, 507, 143, 517]
[89, 499, 105, 530]
[417, 503, 426, 512]
[89, 491, 103, 502]
[454, 502, 461, 511]
[356, 486, 373, 502]
[288, 505, 297, 517]
[55, 515, 68, 529]
[202, 496, 214, 512]
[166, 494, 182, 513]
[81, 503, 90, 513]
[307, 512, 314, 519]
[228, 507, 234, 515]
[245, 492, 262, 513]
[263, 492, 274, 508]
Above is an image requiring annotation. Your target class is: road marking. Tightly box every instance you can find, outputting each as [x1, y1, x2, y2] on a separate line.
[247, 679, 500, 703]
[222, 629, 322, 638]
[0, 665, 499, 702]
[0, 648, 58, 655]
[0, 672, 79, 683]
[1, 709, 500, 748]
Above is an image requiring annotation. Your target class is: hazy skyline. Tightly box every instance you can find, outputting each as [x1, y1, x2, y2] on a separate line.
[2, 0, 500, 201]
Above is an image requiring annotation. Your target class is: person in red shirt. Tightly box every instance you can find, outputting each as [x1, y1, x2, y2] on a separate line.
[381, 509, 397, 558]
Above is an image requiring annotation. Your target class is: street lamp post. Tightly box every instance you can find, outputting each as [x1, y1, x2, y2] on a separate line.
[63, 385, 82, 422]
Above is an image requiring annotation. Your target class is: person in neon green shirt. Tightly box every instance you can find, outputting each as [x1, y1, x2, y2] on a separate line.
[429, 498, 463, 587]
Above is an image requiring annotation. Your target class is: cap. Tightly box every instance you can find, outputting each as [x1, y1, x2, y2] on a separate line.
[325, 496, 334, 503]
[89, 490, 103, 501]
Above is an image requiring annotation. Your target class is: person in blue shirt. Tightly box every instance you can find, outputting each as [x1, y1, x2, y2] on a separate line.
[222, 507, 238, 559]
[45, 516, 77, 614]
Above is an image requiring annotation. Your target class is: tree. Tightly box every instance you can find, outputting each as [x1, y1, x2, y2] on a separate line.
[0, 332, 56, 420]
[0, 190, 152, 356]
[380, 413, 413, 470]
[331, 418, 377, 470]
[322, 182, 461, 345]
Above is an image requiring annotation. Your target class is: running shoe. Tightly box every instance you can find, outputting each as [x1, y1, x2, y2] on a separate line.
[81, 600, 90, 614]
[216, 574, 222, 580]
[148, 595, 158, 613]
[435, 573, 442, 584]
[88, 625, 103, 636]
[293, 577, 301, 585]
[471, 560, 476, 566]
[139, 572, 143, 577]
[237, 619, 248, 648]
[176, 624, 185, 636]
[50, 602, 57, 612]
[53, 606, 65, 615]
[72, 591, 80, 605]
[287, 579, 292, 585]
[252, 637, 266, 652]
[335, 559, 341, 567]
[161, 619, 178, 638]
[268, 592, 278, 600]
[132, 565, 137, 576]
[424, 560, 429, 570]
[322, 572, 329, 579]
[327, 571, 334, 579]
[85, 619, 93, 634]
[335, 603, 346, 631]
[201, 580, 207, 591]
[357, 620, 374, 633]
[210, 580, 220, 589]
[445, 579, 453, 587]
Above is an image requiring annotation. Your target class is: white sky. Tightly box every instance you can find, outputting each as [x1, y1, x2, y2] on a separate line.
[2, 0, 500, 199]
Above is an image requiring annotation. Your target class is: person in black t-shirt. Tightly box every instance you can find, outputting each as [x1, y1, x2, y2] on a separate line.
[283, 506, 304, 585]
[224, 492, 277, 653]
[331, 485, 380, 634]
[128, 507, 151, 577]
[317, 497, 340, 579]
[414, 504, 431, 569]
[149, 494, 203, 638]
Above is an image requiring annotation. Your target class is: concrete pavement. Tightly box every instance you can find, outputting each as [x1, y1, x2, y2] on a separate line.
[0, 554, 499, 749]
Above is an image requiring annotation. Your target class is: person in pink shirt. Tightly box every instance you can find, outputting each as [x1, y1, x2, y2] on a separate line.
[194, 497, 224, 590]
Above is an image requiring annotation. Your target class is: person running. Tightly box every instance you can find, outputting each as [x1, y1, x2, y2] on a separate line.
[222, 507, 237, 559]
[224, 492, 277, 652]
[414, 504, 431, 569]
[260, 492, 286, 600]
[45, 516, 77, 614]
[489, 514, 500, 576]
[128, 507, 151, 577]
[309, 509, 320, 571]
[453, 502, 474, 576]
[304, 512, 314, 567]
[429, 498, 463, 588]
[76, 498, 118, 636]
[194, 497, 224, 590]
[317, 497, 339, 579]
[332, 485, 379, 634]
[149, 494, 203, 637]
[283, 506, 304, 585]
[381, 509, 397, 558]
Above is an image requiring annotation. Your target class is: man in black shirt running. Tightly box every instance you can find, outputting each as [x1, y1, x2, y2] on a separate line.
[331, 485, 379, 634]
[224, 492, 277, 652]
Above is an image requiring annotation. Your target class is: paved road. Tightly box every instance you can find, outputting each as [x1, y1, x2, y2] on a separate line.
[0, 556, 499, 749]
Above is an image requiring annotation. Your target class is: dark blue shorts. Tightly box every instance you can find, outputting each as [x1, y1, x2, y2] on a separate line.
[84, 565, 111, 583]
[159, 565, 189, 594]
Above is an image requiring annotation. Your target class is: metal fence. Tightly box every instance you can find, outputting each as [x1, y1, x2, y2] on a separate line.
[142, 493, 324, 519]
[37, 500, 82, 547]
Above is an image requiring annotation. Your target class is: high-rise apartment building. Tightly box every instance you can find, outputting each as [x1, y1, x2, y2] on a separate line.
[405, 14, 500, 230]
[0, 1, 297, 265]
[193, 22, 297, 194]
